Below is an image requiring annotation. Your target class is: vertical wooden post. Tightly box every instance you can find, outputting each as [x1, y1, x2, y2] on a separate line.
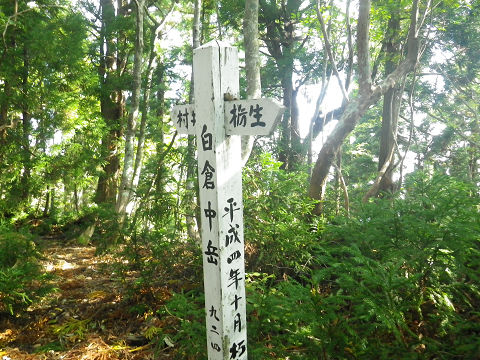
[194, 41, 247, 360]
[172, 40, 283, 359]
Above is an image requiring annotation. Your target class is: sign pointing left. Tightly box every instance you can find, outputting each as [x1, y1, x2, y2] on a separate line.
[172, 104, 196, 134]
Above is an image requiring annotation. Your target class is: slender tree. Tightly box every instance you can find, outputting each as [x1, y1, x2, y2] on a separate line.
[309, 0, 424, 215]
[116, 0, 145, 217]
[185, 0, 202, 243]
[241, 0, 261, 164]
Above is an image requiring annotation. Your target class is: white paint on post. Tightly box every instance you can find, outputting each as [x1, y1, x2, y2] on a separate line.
[173, 99, 284, 137]
[193, 41, 247, 360]
[171, 104, 196, 135]
[225, 98, 284, 136]
[172, 40, 284, 360]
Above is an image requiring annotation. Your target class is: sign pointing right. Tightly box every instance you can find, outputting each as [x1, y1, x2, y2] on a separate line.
[225, 98, 285, 136]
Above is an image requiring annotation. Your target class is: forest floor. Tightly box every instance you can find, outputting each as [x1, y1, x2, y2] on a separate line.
[0, 237, 181, 360]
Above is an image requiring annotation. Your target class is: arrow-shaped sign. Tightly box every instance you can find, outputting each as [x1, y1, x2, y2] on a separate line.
[172, 99, 284, 136]
[224, 98, 284, 136]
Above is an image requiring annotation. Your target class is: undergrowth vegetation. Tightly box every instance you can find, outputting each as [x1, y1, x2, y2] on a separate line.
[153, 168, 480, 359]
[0, 226, 55, 315]
[1, 161, 478, 359]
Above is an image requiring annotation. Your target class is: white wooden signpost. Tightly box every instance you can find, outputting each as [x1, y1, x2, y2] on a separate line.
[172, 41, 284, 360]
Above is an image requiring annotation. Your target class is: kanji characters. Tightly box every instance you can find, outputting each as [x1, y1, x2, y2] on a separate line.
[229, 104, 247, 127]
[229, 340, 246, 359]
[225, 223, 241, 247]
[204, 240, 219, 265]
[224, 197, 240, 222]
[201, 124, 213, 151]
[228, 268, 242, 290]
[201, 160, 215, 189]
[204, 201, 216, 231]
[249, 104, 265, 127]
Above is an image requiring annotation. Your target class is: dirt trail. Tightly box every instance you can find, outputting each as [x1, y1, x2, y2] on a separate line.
[0, 239, 173, 360]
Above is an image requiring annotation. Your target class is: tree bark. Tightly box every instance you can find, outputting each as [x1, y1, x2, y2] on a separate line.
[261, 0, 303, 170]
[21, 43, 31, 202]
[373, 14, 403, 197]
[289, 87, 302, 169]
[185, 0, 202, 243]
[0, 80, 10, 143]
[244, 0, 261, 100]
[116, 0, 145, 216]
[95, 0, 125, 205]
[241, 0, 261, 165]
[279, 64, 293, 169]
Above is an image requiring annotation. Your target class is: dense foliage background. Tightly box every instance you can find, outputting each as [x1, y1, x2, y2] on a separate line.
[0, 0, 479, 359]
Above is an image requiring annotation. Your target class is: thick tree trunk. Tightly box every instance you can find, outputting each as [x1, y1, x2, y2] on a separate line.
[374, 15, 402, 196]
[309, 94, 373, 213]
[95, 0, 124, 205]
[95, 129, 121, 204]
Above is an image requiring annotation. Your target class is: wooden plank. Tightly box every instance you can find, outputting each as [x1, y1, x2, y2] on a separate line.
[172, 104, 196, 134]
[225, 98, 285, 136]
[193, 41, 248, 360]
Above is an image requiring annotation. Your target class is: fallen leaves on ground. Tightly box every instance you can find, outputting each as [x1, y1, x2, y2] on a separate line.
[0, 239, 178, 360]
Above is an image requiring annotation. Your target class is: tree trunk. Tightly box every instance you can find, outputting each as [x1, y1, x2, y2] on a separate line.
[309, 95, 372, 213]
[0, 80, 10, 145]
[260, 0, 304, 170]
[242, 0, 261, 165]
[375, 14, 402, 196]
[279, 65, 293, 169]
[43, 186, 50, 217]
[116, 0, 145, 217]
[95, 129, 121, 204]
[185, 0, 202, 243]
[289, 88, 302, 169]
[244, 0, 261, 100]
[74, 183, 79, 213]
[95, 0, 124, 205]
[130, 29, 157, 205]
[21, 44, 31, 203]
[309, 0, 420, 215]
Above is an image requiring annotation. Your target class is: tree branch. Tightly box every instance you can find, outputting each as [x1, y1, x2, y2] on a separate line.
[332, 160, 350, 216]
[0, 118, 20, 132]
[345, 0, 354, 91]
[316, 0, 349, 102]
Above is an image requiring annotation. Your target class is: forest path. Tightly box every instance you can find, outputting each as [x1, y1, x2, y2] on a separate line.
[0, 237, 174, 360]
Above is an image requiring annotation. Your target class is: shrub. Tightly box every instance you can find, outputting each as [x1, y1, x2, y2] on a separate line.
[243, 153, 318, 278]
[159, 290, 207, 359]
[0, 226, 54, 315]
[311, 172, 480, 358]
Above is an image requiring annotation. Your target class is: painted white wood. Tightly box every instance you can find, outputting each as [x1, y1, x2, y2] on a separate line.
[174, 100, 284, 137]
[170, 40, 283, 360]
[194, 41, 247, 360]
[172, 104, 196, 134]
[225, 98, 284, 136]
